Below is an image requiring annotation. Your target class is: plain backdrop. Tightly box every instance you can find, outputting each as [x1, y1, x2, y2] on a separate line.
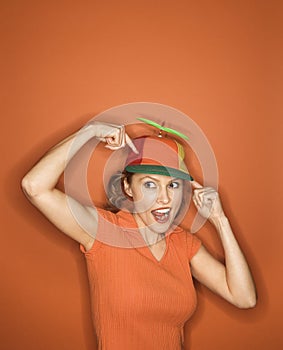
[1, 0, 282, 349]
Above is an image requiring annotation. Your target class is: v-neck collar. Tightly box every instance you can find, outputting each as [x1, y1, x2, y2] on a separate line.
[138, 234, 170, 263]
[115, 210, 171, 264]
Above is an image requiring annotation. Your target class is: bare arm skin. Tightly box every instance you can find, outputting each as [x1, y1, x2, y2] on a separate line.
[190, 181, 257, 309]
[21, 122, 137, 251]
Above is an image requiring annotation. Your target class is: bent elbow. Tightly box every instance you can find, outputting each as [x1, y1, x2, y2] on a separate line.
[235, 295, 257, 309]
[238, 300, 257, 309]
[21, 175, 41, 199]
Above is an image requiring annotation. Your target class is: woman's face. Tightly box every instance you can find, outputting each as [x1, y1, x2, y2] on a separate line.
[124, 173, 184, 235]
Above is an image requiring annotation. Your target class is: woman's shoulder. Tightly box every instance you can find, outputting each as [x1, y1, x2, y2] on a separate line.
[88, 208, 144, 249]
[170, 225, 202, 260]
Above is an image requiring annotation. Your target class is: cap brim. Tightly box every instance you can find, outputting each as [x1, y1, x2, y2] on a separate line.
[125, 165, 193, 181]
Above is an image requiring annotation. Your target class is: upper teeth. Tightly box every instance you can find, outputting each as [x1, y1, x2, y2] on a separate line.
[154, 208, 170, 214]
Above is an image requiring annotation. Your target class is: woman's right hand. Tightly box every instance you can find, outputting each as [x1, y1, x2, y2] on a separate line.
[92, 122, 138, 154]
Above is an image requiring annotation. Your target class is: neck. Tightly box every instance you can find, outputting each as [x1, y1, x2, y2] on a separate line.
[136, 225, 165, 246]
[132, 213, 167, 246]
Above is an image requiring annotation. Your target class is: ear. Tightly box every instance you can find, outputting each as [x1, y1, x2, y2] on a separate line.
[123, 177, 133, 197]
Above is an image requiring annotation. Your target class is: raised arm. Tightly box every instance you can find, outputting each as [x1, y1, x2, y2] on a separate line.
[21, 122, 137, 251]
[189, 181, 257, 309]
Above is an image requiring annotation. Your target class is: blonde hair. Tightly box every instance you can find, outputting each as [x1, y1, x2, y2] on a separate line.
[105, 171, 134, 213]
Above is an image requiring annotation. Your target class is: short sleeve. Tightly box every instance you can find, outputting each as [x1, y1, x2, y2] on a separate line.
[186, 233, 202, 261]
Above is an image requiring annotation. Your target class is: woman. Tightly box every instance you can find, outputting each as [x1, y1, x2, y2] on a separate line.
[21, 121, 257, 350]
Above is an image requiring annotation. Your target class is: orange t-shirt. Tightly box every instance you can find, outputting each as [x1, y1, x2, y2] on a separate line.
[81, 208, 201, 350]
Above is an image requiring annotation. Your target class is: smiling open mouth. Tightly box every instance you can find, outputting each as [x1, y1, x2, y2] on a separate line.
[151, 208, 171, 224]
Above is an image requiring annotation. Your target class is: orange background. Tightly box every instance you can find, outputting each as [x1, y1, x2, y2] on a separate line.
[1, 0, 282, 349]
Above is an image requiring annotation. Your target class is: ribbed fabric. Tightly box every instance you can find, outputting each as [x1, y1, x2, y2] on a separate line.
[81, 209, 201, 350]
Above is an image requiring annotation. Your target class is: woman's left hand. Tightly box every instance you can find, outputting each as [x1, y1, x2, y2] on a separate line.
[191, 181, 225, 221]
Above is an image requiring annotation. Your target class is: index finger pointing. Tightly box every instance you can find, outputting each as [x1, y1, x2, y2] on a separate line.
[190, 180, 203, 189]
[125, 134, 139, 154]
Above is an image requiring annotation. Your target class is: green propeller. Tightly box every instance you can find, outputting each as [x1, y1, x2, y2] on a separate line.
[137, 117, 189, 140]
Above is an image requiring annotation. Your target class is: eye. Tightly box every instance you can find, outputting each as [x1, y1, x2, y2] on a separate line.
[168, 181, 180, 189]
[143, 181, 157, 189]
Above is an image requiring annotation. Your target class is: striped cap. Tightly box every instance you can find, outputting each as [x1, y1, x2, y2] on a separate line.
[125, 135, 193, 181]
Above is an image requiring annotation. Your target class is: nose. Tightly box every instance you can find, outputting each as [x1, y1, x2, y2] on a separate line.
[156, 185, 170, 205]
